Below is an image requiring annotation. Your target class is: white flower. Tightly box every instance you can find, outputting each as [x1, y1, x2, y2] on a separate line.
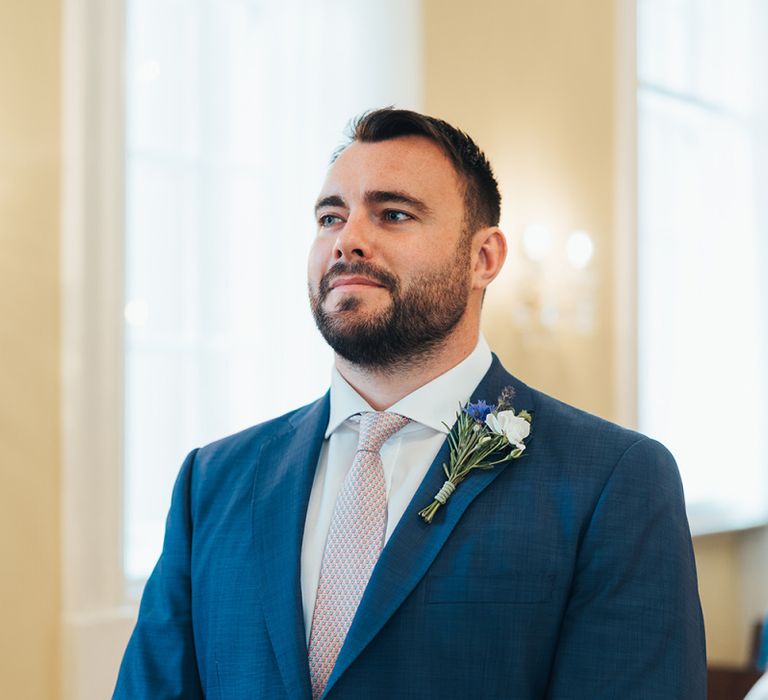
[485, 410, 530, 449]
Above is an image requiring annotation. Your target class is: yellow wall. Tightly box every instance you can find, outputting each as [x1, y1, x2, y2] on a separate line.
[423, 0, 760, 667]
[0, 1, 62, 698]
[424, 0, 617, 419]
[694, 533, 748, 664]
[694, 527, 768, 666]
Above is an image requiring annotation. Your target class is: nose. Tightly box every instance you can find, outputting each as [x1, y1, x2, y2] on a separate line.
[333, 212, 371, 261]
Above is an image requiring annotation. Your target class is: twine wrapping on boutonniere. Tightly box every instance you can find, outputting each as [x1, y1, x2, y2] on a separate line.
[418, 386, 532, 524]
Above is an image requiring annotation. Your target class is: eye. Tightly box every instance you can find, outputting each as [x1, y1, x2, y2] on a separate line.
[318, 213, 343, 227]
[383, 210, 412, 223]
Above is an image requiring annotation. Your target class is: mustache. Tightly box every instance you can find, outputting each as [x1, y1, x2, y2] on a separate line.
[319, 261, 399, 297]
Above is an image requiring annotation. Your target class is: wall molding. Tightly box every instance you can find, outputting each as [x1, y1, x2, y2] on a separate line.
[61, 1, 136, 698]
[612, 0, 638, 429]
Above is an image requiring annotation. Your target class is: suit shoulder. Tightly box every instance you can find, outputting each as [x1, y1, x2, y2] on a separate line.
[512, 382, 685, 516]
[527, 383, 639, 441]
[192, 393, 329, 471]
[523, 382, 675, 475]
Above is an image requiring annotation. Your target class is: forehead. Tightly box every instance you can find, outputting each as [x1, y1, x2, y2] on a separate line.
[318, 135, 464, 206]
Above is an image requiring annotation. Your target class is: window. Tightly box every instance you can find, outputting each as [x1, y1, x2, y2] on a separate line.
[637, 0, 768, 533]
[124, 0, 422, 581]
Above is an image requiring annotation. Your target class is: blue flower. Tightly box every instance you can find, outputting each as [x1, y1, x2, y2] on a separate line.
[463, 400, 496, 423]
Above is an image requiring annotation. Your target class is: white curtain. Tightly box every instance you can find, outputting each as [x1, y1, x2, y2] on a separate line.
[124, 0, 422, 579]
[637, 0, 768, 533]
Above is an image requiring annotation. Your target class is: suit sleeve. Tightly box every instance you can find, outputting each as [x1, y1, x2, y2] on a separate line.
[545, 438, 707, 699]
[113, 449, 203, 699]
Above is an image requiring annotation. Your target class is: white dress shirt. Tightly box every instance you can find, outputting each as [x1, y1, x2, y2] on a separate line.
[746, 674, 768, 700]
[300, 336, 493, 642]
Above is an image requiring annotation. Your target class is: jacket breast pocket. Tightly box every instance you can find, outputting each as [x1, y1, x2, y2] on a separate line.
[425, 571, 555, 604]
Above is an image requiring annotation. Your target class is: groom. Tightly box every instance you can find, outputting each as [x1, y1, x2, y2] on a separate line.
[115, 108, 706, 698]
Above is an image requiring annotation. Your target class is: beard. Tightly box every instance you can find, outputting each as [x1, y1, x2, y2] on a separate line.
[309, 242, 472, 371]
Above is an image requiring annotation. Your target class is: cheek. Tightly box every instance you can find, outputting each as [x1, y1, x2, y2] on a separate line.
[307, 239, 330, 288]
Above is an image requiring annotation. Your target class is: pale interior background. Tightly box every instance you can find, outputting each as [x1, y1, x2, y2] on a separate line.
[1, 0, 766, 697]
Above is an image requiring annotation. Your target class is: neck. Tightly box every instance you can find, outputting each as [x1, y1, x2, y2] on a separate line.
[335, 323, 480, 411]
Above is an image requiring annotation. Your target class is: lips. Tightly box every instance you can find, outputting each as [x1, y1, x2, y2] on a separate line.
[317, 262, 398, 301]
[329, 276, 385, 290]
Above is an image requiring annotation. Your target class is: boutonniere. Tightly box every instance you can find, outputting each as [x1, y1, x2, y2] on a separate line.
[418, 386, 532, 524]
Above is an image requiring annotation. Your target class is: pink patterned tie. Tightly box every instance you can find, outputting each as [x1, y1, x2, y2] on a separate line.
[307, 411, 411, 699]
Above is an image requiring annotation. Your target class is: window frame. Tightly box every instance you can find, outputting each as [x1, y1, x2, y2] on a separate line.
[634, 0, 768, 534]
[61, 1, 135, 698]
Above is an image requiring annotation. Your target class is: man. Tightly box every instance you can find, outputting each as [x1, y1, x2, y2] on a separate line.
[115, 108, 706, 698]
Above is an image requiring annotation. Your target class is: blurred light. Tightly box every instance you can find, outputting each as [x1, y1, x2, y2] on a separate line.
[522, 224, 553, 261]
[540, 304, 560, 327]
[124, 299, 149, 327]
[136, 60, 161, 84]
[566, 229, 594, 268]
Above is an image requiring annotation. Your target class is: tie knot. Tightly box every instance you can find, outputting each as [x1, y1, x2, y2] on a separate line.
[357, 411, 410, 453]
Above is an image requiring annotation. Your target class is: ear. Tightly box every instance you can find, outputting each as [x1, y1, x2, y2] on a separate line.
[471, 226, 507, 291]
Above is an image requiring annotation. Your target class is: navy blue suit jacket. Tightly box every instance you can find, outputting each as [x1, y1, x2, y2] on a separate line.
[115, 357, 706, 698]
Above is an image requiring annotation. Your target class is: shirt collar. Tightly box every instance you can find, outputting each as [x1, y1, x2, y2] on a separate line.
[325, 335, 493, 438]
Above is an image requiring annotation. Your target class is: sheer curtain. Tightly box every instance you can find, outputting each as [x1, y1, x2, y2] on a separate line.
[124, 0, 422, 580]
[637, 0, 768, 533]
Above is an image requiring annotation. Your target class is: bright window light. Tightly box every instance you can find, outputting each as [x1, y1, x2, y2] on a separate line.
[124, 0, 422, 581]
[637, 0, 768, 534]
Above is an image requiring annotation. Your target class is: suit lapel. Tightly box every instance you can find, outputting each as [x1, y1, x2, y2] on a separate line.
[323, 357, 534, 697]
[252, 394, 330, 700]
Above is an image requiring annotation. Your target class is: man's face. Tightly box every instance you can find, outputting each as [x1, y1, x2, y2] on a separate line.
[308, 135, 473, 369]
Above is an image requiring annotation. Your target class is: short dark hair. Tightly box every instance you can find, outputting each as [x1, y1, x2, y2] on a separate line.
[336, 107, 501, 235]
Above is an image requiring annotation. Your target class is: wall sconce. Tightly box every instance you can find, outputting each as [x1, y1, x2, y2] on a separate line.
[510, 224, 596, 334]
[566, 229, 594, 269]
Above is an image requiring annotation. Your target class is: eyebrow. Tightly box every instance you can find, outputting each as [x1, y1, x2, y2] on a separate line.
[314, 194, 346, 213]
[314, 190, 432, 217]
